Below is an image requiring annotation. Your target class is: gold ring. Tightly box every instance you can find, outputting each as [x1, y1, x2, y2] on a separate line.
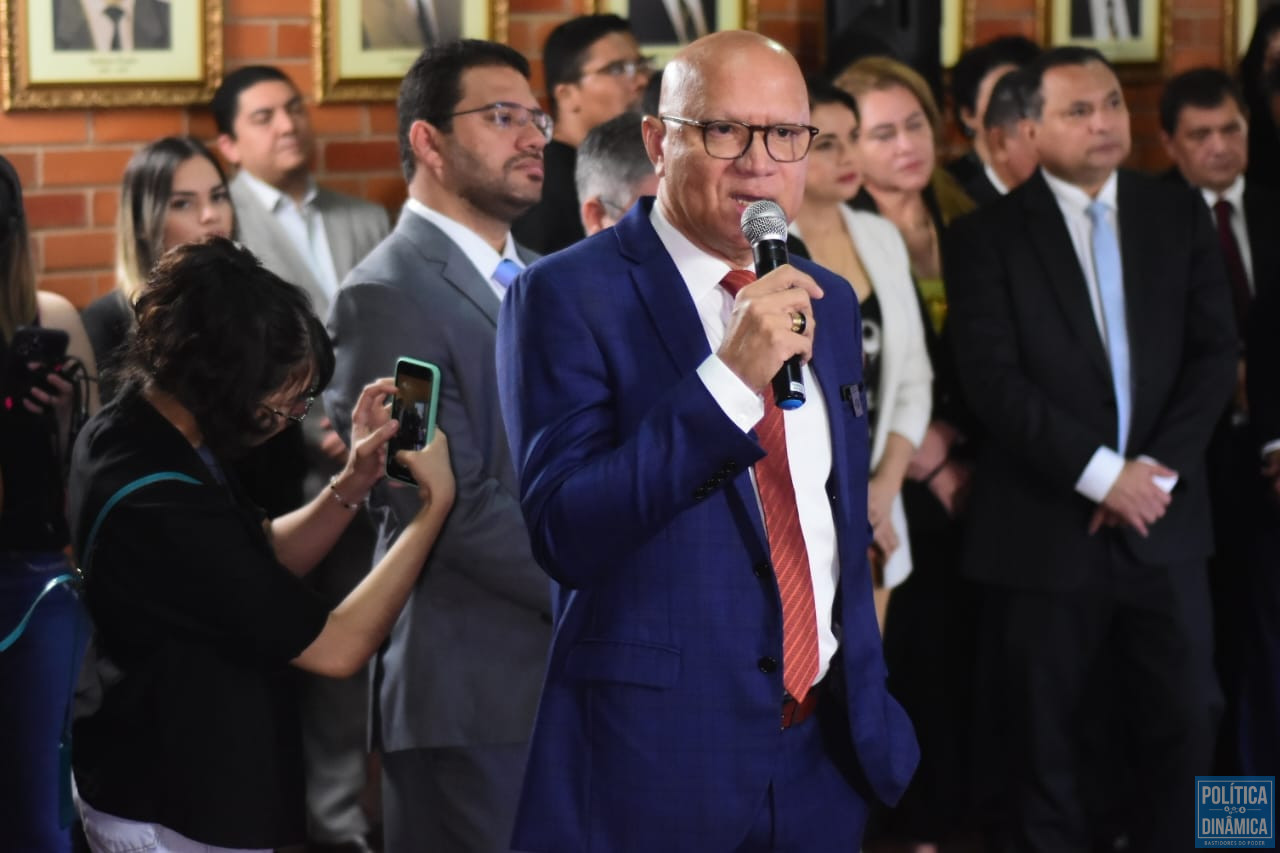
[790, 311, 807, 334]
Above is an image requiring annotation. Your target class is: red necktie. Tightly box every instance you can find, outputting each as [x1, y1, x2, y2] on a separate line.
[721, 270, 820, 701]
[1213, 199, 1252, 338]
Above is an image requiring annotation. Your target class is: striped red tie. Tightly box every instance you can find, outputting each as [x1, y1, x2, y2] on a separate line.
[721, 270, 820, 701]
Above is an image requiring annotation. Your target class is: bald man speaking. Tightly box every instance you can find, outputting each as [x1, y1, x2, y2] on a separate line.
[497, 31, 918, 851]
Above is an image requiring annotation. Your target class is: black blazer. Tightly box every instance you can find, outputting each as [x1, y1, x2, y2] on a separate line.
[961, 168, 1002, 208]
[944, 169, 1237, 588]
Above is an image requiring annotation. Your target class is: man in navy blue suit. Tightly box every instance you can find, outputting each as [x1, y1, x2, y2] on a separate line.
[496, 30, 918, 852]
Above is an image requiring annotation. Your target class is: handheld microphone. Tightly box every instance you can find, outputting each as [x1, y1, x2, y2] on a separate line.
[740, 200, 805, 410]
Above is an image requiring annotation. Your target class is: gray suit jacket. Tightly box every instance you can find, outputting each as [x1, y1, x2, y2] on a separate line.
[229, 171, 390, 321]
[324, 209, 551, 751]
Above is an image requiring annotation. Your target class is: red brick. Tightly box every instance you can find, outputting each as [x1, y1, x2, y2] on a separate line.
[5, 153, 38, 189]
[24, 192, 88, 229]
[227, 0, 309, 17]
[43, 149, 134, 188]
[313, 105, 368, 136]
[972, 18, 1041, 44]
[42, 230, 114, 272]
[225, 22, 274, 60]
[277, 23, 313, 59]
[92, 109, 186, 144]
[188, 110, 220, 141]
[0, 112, 87, 145]
[1171, 47, 1224, 72]
[758, 0, 799, 14]
[517, 0, 577, 12]
[368, 104, 399, 134]
[323, 140, 400, 172]
[280, 63, 315, 100]
[36, 273, 99, 308]
[93, 190, 120, 228]
[365, 176, 407, 211]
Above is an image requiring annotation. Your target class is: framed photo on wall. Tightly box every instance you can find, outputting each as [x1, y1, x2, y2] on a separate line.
[1, 0, 222, 109]
[941, 0, 972, 67]
[315, 0, 508, 102]
[1047, 0, 1166, 63]
[1228, 0, 1280, 59]
[593, 0, 757, 65]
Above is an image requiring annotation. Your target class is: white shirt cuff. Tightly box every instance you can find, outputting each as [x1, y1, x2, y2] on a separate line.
[1263, 439, 1280, 458]
[1136, 454, 1178, 493]
[1075, 446, 1126, 503]
[697, 354, 764, 433]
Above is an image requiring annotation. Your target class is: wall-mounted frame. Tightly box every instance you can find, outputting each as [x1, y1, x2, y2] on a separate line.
[1046, 0, 1166, 63]
[315, 0, 508, 103]
[593, 0, 758, 66]
[941, 0, 977, 67]
[1, 0, 221, 110]
[1226, 0, 1279, 60]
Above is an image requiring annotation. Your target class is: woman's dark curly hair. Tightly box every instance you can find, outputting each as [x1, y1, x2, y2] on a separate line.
[120, 237, 334, 456]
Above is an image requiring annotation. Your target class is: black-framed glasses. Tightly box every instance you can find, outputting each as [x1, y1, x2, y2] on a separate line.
[660, 115, 819, 163]
[581, 56, 654, 80]
[266, 395, 315, 425]
[444, 102, 553, 141]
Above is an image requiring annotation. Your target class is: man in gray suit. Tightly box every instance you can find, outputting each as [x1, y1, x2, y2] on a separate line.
[324, 40, 552, 853]
[212, 64, 390, 853]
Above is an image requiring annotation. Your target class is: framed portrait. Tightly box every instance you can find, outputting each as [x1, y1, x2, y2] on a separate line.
[315, 0, 508, 103]
[1, 0, 222, 109]
[1047, 0, 1166, 63]
[593, 0, 757, 66]
[1227, 0, 1280, 59]
[941, 0, 974, 67]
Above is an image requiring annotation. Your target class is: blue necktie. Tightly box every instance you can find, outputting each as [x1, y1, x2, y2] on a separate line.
[1086, 200, 1131, 452]
[492, 258, 521, 291]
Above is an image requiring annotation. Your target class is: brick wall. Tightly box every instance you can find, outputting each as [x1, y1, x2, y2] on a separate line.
[3, 0, 1228, 308]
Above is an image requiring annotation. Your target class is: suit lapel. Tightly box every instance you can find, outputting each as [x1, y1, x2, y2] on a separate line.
[230, 175, 325, 309]
[318, 193, 356, 280]
[55, 0, 92, 49]
[1116, 171, 1159, 425]
[1021, 171, 1111, 384]
[395, 211, 501, 326]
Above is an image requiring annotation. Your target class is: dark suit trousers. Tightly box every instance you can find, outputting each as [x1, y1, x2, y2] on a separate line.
[979, 541, 1219, 853]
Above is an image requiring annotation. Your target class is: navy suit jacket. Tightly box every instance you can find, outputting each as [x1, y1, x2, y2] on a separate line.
[496, 199, 918, 851]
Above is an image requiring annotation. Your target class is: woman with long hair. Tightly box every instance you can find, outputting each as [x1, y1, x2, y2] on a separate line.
[81, 136, 233, 402]
[0, 155, 99, 851]
[789, 78, 932, 632]
[1240, 4, 1280, 189]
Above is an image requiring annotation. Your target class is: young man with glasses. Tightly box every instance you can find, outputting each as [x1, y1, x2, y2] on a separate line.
[512, 13, 651, 254]
[497, 31, 919, 851]
[323, 39, 551, 853]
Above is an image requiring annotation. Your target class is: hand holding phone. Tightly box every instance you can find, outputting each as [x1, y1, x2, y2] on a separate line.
[4, 326, 69, 409]
[387, 358, 441, 485]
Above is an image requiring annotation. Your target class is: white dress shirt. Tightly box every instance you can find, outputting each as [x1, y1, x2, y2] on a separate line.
[650, 203, 838, 687]
[1200, 175, 1254, 291]
[984, 161, 1010, 196]
[404, 198, 522, 300]
[238, 170, 341, 305]
[1042, 168, 1177, 502]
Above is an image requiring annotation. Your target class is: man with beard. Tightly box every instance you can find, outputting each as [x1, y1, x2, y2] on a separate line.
[324, 40, 552, 853]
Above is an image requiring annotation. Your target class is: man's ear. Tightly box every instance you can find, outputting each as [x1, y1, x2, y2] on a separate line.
[986, 126, 1008, 163]
[641, 114, 666, 177]
[580, 197, 607, 237]
[554, 80, 580, 116]
[409, 119, 445, 177]
[958, 106, 979, 137]
[215, 133, 240, 167]
[1158, 129, 1178, 165]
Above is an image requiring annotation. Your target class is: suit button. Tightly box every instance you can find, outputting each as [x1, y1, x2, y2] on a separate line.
[758, 656, 778, 674]
[753, 560, 769, 579]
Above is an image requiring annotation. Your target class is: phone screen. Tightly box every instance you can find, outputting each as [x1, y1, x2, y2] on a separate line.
[387, 359, 439, 485]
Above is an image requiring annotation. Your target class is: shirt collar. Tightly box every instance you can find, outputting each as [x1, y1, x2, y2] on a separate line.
[237, 168, 318, 214]
[983, 161, 1010, 196]
[1042, 167, 1118, 214]
[403, 197, 520, 282]
[649, 202, 738, 303]
[1200, 173, 1245, 211]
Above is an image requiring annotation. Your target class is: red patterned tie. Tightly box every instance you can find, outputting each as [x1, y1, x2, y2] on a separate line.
[721, 270, 820, 701]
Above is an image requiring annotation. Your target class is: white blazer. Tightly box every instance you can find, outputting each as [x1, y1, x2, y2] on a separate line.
[793, 206, 933, 588]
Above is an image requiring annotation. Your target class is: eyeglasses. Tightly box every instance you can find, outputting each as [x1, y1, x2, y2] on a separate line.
[444, 102, 553, 141]
[266, 395, 315, 425]
[581, 57, 654, 80]
[660, 115, 819, 163]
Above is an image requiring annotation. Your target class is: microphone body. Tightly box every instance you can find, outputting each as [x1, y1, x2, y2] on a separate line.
[741, 201, 805, 410]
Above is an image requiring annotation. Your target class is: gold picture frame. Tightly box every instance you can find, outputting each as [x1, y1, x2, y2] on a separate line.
[941, 0, 977, 67]
[1046, 0, 1169, 64]
[593, 0, 757, 67]
[315, 0, 508, 103]
[1, 0, 222, 110]
[1226, 0, 1279, 59]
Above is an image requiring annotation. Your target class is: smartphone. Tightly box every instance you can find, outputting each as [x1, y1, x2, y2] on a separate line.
[4, 326, 69, 403]
[387, 357, 441, 485]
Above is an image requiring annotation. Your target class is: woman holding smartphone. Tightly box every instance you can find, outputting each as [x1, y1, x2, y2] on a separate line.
[68, 238, 454, 852]
[0, 154, 100, 853]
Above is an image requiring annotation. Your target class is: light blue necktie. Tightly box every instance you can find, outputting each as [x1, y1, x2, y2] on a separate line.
[492, 258, 521, 291]
[1086, 200, 1131, 452]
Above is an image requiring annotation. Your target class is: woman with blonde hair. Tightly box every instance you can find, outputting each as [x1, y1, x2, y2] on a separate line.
[81, 136, 233, 402]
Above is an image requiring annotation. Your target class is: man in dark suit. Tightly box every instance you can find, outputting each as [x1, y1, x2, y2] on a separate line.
[1159, 66, 1280, 775]
[324, 40, 552, 853]
[965, 67, 1039, 206]
[497, 30, 918, 852]
[945, 47, 1236, 852]
[53, 0, 169, 51]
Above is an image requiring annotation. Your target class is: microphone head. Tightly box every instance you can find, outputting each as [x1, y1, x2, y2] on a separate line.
[739, 199, 788, 246]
